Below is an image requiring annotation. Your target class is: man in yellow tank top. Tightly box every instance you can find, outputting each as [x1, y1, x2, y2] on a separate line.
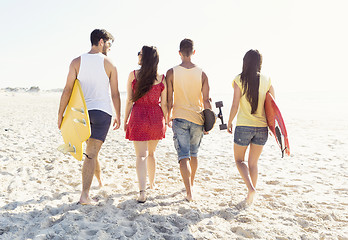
[166, 39, 212, 201]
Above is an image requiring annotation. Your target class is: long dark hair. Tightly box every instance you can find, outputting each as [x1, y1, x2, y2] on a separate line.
[132, 46, 159, 102]
[240, 49, 263, 114]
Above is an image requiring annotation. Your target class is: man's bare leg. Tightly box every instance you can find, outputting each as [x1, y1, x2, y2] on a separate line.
[179, 158, 193, 201]
[189, 156, 198, 187]
[79, 138, 103, 204]
[94, 157, 103, 188]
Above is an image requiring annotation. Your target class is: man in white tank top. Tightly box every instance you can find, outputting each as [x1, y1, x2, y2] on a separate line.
[58, 29, 121, 205]
[166, 39, 212, 201]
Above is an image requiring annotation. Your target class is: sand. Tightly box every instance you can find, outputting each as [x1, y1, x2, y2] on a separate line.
[0, 90, 347, 240]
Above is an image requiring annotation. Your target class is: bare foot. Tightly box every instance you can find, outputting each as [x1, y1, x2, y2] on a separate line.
[246, 189, 256, 205]
[184, 184, 194, 202]
[185, 190, 193, 202]
[149, 183, 157, 190]
[137, 190, 147, 203]
[185, 195, 193, 202]
[79, 196, 98, 205]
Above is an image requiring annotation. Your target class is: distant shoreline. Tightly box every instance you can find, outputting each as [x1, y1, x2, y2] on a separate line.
[0, 87, 127, 95]
[0, 86, 62, 93]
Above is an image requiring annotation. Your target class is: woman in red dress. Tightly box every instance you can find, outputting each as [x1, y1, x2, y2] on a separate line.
[124, 46, 168, 203]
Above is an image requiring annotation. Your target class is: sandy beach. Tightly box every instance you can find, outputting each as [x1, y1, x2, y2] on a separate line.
[0, 90, 347, 240]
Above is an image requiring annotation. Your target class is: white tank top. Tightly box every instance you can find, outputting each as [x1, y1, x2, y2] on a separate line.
[77, 53, 113, 116]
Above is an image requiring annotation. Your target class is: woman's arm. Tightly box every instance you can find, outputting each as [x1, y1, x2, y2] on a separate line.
[124, 72, 134, 131]
[227, 83, 242, 134]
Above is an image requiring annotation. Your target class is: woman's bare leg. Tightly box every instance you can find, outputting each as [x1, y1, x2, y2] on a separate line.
[147, 140, 159, 189]
[133, 141, 148, 202]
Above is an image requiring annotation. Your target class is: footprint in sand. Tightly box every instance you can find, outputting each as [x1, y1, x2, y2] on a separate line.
[213, 188, 225, 192]
[177, 207, 190, 215]
[265, 180, 280, 185]
[85, 229, 98, 236]
[203, 170, 213, 175]
[217, 209, 235, 221]
[203, 176, 211, 181]
[262, 194, 272, 199]
[183, 210, 202, 222]
[154, 223, 173, 234]
[303, 201, 316, 209]
[45, 165, 54, 171]
[231, 226, 255, 238]
[237, 215, 253, 223]
[297, 218, 310, 228]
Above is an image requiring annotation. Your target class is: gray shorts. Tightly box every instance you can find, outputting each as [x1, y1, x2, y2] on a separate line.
[89, 110, 112, 142]
[234, 126, 268, 146]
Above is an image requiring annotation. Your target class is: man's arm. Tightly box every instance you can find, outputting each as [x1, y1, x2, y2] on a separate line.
[201, 71, 212, 110]
[166, 68, 174, 126]
[160, 75, 168, 124]
[105, 57, 121, 130]
[57, 57, 79, 129]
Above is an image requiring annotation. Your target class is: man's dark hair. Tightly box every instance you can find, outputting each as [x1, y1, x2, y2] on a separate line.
[90, 29, 114, 46]
[180, 38, 194, 57]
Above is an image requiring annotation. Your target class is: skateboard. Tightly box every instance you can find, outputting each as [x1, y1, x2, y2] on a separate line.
[215, 101, 227, 130]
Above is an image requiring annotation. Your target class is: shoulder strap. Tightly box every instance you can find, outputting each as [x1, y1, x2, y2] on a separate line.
[161, 74, 165, 83]
[133, 70, 136, 80]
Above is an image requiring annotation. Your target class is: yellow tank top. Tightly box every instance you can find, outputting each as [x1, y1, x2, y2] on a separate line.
[233, 74, 271, 127]
[172, 65, 204, 125]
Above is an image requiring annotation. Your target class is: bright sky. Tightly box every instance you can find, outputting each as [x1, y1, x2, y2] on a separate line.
[0, 0, 347, 94]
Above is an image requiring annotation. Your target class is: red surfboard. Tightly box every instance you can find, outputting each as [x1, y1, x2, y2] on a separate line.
[264, 92, 290, 157]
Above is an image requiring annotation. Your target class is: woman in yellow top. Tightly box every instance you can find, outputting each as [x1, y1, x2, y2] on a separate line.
[227, 49, 275, 205]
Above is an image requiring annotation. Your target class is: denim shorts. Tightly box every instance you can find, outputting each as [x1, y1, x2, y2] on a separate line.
[89, 110, 112, 142]
[172, 118, 204, 162]
[234, 126, 268, 146]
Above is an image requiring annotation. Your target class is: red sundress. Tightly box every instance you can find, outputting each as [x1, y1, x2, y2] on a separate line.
[125, 71, 165, 141]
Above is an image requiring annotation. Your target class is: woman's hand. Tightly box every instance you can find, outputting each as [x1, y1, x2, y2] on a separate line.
[227, 122, 233, 134]
[123, 122, 128, 132]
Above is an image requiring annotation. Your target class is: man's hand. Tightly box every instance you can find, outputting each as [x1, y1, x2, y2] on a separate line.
[113, 118, 120, 130]
[58, 115, 63, 129]
[167, 119, 173, 128]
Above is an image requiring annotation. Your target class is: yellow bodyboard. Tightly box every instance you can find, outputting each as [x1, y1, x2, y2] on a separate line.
[59, 80, 91, 160]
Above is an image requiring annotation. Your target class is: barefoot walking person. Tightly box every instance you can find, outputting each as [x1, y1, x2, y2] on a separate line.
[227, 49, 275, 205]
[124, 46, 168, 203]
[166, 39, 212, 201]
[58, 29, 121, 205]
